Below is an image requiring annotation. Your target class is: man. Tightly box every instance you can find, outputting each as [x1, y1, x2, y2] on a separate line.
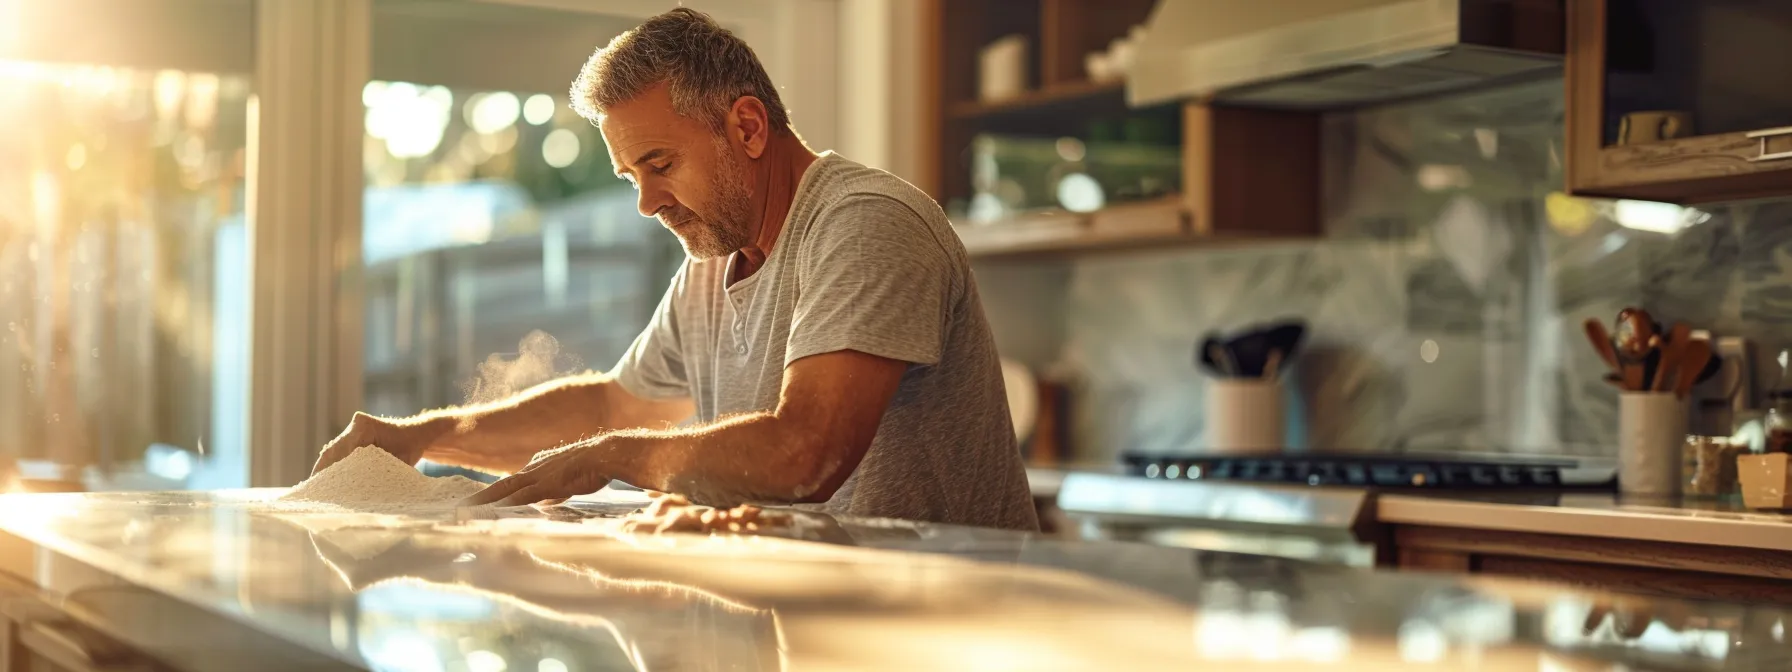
[312, 8, 1037, 531]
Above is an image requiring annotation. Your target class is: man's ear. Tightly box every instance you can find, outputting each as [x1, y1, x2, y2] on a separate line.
[729, 96, 772, 159]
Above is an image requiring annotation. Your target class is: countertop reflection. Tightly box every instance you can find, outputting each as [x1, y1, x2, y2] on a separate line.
[0, 489, 1787, 671]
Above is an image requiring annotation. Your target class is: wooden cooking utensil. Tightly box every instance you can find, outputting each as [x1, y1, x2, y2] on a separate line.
[1583, 318, 1623, 375]
[1674, 339, 1714, 400]
[1651, 322, 1693, 392]
[1622, 361, 1646, 391]
[1614, 307, 1655, 360]
[1663, 321, 1691, 347]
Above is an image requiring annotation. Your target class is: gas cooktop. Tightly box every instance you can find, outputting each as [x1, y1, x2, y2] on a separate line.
[1121, 451, 1617, 490]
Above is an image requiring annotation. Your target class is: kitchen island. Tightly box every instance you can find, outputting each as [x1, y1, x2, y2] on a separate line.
[0, 490, 1787, 671]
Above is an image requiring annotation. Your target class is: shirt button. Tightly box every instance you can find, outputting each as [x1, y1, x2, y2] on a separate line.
[736, 344, 747, 355]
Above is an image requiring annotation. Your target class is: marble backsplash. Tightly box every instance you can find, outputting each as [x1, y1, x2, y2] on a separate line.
[975, 77, 1790, 462]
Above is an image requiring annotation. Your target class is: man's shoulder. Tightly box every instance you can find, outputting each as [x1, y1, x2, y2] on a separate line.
[805, 154, 945, 226]
[800, 154, 959, 255]
[808, 152, 927, 196]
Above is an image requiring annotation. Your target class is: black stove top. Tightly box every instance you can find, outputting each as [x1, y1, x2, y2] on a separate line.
[1121, 451, 1617, 490]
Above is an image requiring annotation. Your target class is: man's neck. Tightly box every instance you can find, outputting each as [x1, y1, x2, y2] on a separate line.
[731, 136, 818, 284]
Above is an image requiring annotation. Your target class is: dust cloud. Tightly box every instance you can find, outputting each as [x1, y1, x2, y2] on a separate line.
[461, 330, 585, 405]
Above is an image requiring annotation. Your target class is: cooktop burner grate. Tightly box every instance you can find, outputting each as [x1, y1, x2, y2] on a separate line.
[1120, 451, 1616, 489]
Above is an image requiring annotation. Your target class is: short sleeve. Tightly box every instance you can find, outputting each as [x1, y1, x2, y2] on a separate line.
[786, 194, 954, 367]
[610, 260, 692, 400]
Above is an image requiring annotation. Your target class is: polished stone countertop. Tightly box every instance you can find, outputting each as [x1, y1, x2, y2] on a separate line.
[0, 489, 1789, 671]
[1377, 493, 1792, 551]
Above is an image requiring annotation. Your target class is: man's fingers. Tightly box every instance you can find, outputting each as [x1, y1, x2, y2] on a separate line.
[463, 474, 535, 506]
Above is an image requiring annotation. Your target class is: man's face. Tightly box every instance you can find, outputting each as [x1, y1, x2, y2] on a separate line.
[602, 85, 755, 259]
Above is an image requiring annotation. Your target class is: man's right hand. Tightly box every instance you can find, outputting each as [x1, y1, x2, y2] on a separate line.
[311, 412, 439, 475]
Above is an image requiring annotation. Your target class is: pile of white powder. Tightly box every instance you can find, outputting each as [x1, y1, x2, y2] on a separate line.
[280, 445, 486, 512]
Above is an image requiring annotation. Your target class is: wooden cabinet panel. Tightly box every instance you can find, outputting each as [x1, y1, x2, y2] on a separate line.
[1574, 133, 1792, 203]
[1396, 548, 1474, 572]
[1038, 0, 1156, 86]
[1565, 0, 1792, 203]
[1392, 524, 1792, 605]
[1477, 555, 1792, 605]
[1184, 104, 1320, 238]
[1392, 525, 1792, 581]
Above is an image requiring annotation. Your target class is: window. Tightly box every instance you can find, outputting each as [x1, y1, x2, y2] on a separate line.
[0, 61, 251, 489]
[359, 81, 682, 425]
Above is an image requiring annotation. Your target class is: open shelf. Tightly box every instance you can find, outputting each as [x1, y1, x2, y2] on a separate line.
[956, 197, 1184, 258]
[923, 0, 1322, 246]
[949, 79, 1127, 122]
[954, 196, 1316, 259]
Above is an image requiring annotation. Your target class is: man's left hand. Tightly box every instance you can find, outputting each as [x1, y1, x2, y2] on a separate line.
[462, 440, 614, 507]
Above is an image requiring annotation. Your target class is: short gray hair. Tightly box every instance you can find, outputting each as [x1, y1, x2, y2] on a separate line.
[570, 8, 791, 135]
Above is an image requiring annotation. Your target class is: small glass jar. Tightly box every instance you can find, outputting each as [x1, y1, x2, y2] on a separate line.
[1765, 391, 1792, 454]
[1684, 435, 1742, 497]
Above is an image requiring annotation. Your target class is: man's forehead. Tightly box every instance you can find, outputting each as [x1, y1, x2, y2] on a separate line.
[601, 94, 689, 160]
[600, 84, 680, 135]
[601, 120, 669, 171]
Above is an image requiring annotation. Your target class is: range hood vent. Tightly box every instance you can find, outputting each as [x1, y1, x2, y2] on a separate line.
[1128, 0, 1563, 109]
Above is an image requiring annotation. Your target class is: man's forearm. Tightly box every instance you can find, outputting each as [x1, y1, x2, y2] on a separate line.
[416, 373, 679, 474]
[461, 350, 902, 509]
[599, 413, 843, 507]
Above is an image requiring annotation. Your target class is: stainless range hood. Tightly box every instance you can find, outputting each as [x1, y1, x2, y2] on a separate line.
[1128, 0, 1564, 109]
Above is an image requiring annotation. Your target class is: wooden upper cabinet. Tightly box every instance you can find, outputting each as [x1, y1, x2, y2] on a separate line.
[1567, 0, 1792, 203]
[921, 0, 1322, 258]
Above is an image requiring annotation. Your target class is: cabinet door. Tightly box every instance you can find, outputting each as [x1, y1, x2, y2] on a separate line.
[1566, 0, 1792, 203]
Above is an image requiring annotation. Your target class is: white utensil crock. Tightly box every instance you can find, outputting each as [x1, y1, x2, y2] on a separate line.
[1205, 379, 1283, 454]
[1619, 391, 1689, 496]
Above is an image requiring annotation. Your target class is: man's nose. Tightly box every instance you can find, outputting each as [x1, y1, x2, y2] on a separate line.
[635, 184, 674, 219]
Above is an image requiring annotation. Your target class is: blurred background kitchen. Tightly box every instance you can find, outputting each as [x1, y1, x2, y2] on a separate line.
[15, 3, 1792, 671]
[7, 0, 1792, 534]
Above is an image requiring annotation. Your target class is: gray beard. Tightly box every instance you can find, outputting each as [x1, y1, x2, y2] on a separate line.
[673, 140, 755, 259]
[676, 218, 748, 259]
